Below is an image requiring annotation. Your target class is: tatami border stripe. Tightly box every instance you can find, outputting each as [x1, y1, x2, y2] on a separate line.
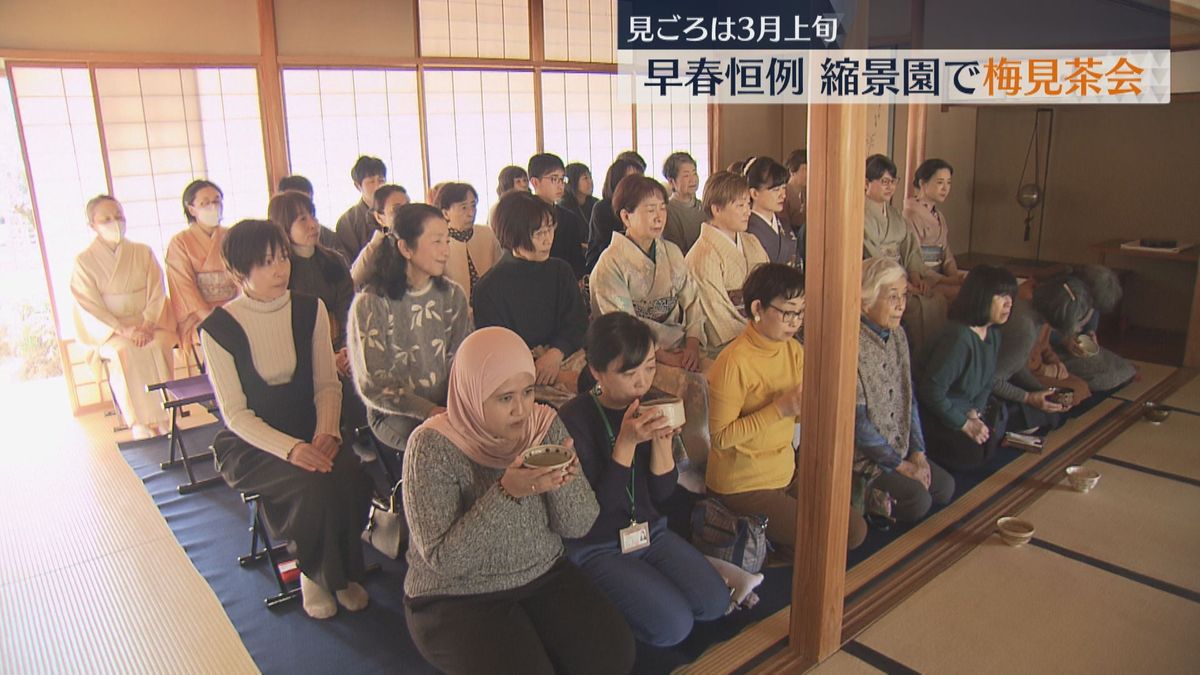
[729, 637, 788, 675]
[842, 640, 922, 675]
[1029, 538, 1200, 604]
[1091, 455, 1200, 488]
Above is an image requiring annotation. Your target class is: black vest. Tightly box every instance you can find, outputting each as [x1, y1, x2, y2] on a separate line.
[200, 294, 318, 441]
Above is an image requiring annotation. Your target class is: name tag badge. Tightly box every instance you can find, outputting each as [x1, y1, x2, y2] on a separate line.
[619, 521, 651, 554]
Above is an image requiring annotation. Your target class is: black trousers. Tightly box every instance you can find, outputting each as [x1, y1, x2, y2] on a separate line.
[921, 400, 1008, 473]
[213, 430, 372, 591]
[405, 559, 636, 675]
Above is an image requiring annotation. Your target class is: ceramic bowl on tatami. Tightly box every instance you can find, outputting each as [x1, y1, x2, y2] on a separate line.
[996, 517, 1035, 546]
[521, 444, 575, 470]
[1142, 401, 1171, 424]
[1065, 466, 1101, 492]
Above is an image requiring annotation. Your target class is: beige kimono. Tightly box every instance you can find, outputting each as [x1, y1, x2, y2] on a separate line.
[590, 232, 713, 465]
[866, 200, 946, 354]
[166, 223, 237, 348]
[684, 224, 769, 357]
[864, 200, 926, 278]
[446, 225, 503, 309]
[71, 238, 177, 428]
[902, 196, 958, 279]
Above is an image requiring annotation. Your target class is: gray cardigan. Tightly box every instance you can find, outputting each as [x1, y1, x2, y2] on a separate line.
[402, 418, 600, 598]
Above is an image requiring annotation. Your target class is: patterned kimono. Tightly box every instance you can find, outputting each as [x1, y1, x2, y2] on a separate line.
[902, 196, 957, 278]
[166, 223, 237, 351]
[684, 224, 769, 357]
[590, 233, 712, 465]
[71, 238, 176, 428]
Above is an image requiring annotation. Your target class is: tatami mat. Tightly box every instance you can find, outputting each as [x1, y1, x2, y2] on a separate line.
[0, 379, 253, 673]
[1021, 459, 1200, 593]
[1163, 374, 1200, 414]
[1113, 360, 1177, 401]
[855, 536, 1200, 674]
[1096, 411, 1200, 481]
[807, 650, 885, 674]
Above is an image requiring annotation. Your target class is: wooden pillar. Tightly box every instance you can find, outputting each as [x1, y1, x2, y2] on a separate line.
[759, 4, 870, 670]
[784, 100, 867, 670]
[256, 0, 289, 190]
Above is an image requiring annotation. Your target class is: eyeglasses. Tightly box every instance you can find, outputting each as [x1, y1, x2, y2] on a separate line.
[768, 304, 805, 323]
[874, 178, 897, 187]
[539, 174, 565, 185]
[531, 225, 557, 240]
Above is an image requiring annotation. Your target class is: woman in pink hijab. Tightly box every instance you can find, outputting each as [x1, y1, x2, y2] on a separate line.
[401, 326, 635, 675]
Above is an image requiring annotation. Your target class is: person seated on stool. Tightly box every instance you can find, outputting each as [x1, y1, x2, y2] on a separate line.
[854, 257, 955, 522]
[200, 219, 372, 620]
[348, 204, 471, 455]
[706, 263, 867, 556]
[71, 194, 177, 439]
[267, 190, 364, 436]
[402, 326, 634, 675]
[559, 312, 729, 647]
[915, 265, 1016, 473]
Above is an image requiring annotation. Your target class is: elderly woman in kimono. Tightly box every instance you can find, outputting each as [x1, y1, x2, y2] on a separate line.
[166, 179, 238, 367]
[71, 195, 177, 439]
[684, 171, 769, 358]
[864, 155, 945, 353]
[588, 175, 710, 466]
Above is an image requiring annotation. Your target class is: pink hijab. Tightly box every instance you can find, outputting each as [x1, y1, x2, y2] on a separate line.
[417, 326, 558, 469]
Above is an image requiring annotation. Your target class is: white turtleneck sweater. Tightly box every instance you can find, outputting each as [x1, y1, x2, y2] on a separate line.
[201, 291, 342, 459]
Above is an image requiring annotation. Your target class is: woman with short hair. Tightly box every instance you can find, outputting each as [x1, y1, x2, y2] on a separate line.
[71, 194, 177, 439]
[915, 265, 1016, 472]
[200, 219, 372, 620]
[347, 203, 471, 453]
[854, 257, 955, 522]
[588, 175, 710, 463]
[744, 157, 800, 268]
[558, 312, 729, 647]
[402, 326, 634, 675]
[473, 191, 588, 407]
[436, 181, 503, 307]
[706, 263, 866, 554]
[166, 179, 237, 357]
[684, 171, 770, 357]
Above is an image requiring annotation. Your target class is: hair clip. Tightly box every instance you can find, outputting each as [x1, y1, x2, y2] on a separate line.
[1063, 283, 1076, 302]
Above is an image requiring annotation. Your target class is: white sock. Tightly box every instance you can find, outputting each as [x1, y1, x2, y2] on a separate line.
[335, 582, 369, 611]
[300, 573, 337, 619]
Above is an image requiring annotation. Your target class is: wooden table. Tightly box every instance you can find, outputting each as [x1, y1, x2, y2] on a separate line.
[1090, 239, 1200, 367]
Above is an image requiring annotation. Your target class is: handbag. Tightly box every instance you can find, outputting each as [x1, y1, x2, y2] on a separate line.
[689, 498, 769, 574]
[361, 481, 406, 560]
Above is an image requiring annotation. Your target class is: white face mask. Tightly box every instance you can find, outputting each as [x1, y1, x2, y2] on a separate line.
[96, 219, 126, 245]
[195, 205, 221, 228]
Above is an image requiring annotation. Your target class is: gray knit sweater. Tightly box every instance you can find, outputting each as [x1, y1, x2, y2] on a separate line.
[402, 418, 600, 598]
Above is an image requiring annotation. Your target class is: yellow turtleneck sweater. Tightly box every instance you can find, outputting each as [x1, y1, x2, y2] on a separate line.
[704, 322, 804, 494]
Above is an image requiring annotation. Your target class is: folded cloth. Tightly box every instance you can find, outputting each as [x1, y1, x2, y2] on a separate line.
[704, 555, 764, 613]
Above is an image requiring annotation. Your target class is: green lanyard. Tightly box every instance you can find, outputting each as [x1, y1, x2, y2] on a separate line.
[590, 392, 637, 524]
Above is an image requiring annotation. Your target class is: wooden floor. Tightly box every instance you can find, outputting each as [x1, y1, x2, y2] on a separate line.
[1, 367, 1196, 674]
